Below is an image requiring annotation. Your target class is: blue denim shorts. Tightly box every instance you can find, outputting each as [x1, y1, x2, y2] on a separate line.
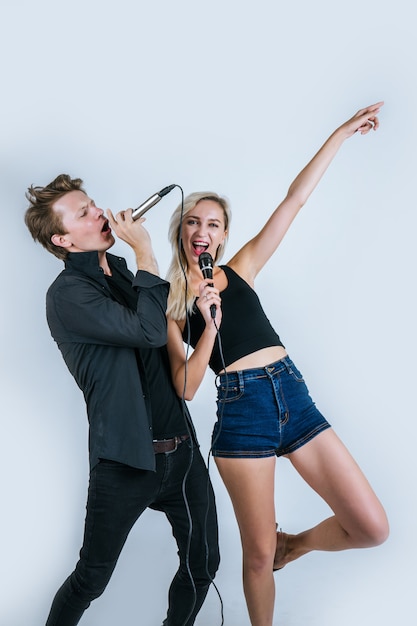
[211, 356, 331, 458]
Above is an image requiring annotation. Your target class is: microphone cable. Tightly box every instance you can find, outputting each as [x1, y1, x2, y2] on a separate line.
[167, 185, 198, 625]
[206, 325, 228, 466]
[135, 181, 200, 623]
[176, 192, 225, 626]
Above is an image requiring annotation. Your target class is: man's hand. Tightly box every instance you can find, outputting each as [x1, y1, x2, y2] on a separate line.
[107, 208, 160, 275]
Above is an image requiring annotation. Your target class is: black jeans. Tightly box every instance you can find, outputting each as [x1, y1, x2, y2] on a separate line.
[45, 440, 220, 625]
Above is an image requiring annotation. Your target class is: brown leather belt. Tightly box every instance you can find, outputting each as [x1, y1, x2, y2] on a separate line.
[152, 434, 190, 454]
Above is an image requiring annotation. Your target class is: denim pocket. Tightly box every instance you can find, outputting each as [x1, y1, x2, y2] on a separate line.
[285, 361, 305, 383]
[216, 382, 244, 403]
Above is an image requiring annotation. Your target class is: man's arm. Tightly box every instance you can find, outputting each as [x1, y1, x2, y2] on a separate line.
[47, 272, 169, 349]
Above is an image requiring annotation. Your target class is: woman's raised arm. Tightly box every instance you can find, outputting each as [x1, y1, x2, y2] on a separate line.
[228, 102, 384, 286]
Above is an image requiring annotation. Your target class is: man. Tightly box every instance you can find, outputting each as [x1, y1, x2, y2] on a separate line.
[25, 174, 220, 626]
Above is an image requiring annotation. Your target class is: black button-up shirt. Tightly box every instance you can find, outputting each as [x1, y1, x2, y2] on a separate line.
[46, 251, 170, 471]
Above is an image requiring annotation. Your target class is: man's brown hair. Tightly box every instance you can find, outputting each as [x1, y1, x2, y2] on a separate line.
[25, 174, 85, 260]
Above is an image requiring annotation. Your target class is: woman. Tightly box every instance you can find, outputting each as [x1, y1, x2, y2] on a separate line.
[165, 103, 389, 626]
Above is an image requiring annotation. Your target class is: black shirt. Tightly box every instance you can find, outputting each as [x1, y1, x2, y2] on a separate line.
[183, 265, 284, 374]
[47, 251, 172, 470]
[105, 268, 189, 440]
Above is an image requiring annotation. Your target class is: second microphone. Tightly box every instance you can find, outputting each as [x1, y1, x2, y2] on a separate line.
[198, 252, 217, 319]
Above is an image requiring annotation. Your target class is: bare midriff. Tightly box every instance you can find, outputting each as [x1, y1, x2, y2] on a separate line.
[219, 345, 288, 374]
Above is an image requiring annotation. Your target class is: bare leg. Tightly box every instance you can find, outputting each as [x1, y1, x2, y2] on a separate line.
[274, 429, 389, 569]
[215, 456, 277, 626]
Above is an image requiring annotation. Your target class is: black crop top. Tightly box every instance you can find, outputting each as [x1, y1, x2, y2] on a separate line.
[182, 265, 284, 374]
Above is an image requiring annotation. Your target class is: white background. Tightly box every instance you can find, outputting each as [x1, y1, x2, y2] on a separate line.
[1, 1, 415, 624]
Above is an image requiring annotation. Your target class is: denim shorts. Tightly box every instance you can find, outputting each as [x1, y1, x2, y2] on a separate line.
[211, 356, 331, 459]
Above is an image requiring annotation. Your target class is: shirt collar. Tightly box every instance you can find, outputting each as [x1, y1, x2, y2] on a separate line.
[64, 251, 127, 278]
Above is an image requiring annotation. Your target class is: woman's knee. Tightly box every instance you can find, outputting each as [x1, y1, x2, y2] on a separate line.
[242, 540, 276, 574]
[350, 509, 389, 548]
[367, 512, 389, 546]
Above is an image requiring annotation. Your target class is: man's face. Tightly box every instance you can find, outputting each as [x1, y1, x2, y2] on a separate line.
[51, 190, 114, 254]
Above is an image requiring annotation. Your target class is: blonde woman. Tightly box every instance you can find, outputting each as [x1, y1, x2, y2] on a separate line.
[165, 103, 389, 626]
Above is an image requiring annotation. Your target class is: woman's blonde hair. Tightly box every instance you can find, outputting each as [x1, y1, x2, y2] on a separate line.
[166, 191, 231, 320]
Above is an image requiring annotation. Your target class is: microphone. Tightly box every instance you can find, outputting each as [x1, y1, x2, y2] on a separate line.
[132, 184, 176, 221]
[198, 252, 217, 319]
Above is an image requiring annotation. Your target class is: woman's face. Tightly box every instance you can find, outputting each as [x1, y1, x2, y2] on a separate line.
[181, 199, 227, 265]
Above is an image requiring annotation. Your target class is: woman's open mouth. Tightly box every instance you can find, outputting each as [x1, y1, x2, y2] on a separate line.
[192, 241, 208, 256]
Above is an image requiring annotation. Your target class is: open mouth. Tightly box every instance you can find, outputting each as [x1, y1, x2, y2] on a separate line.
[192, 241, 208, 256]
[101, 219, 111, 234]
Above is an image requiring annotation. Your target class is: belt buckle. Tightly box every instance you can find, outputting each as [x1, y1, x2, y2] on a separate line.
[152, 435, 187, 454]
[162, 436, 179, 455]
